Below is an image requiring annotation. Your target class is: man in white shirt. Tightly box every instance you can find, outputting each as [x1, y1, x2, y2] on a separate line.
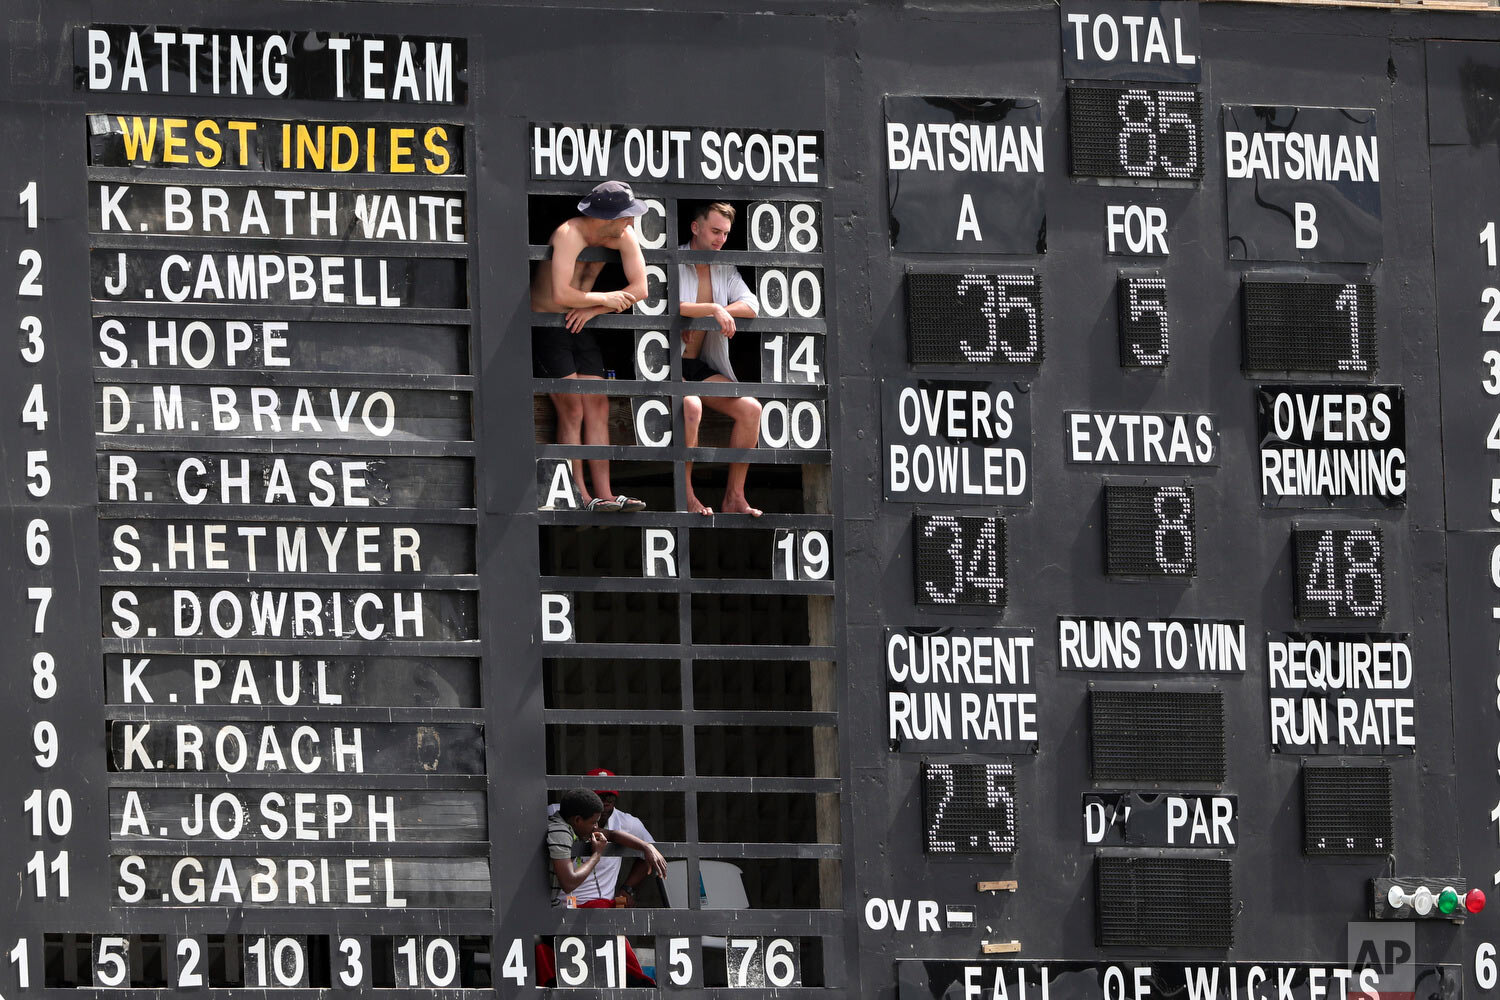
[546, 768, 657, 905]
[677, 202, 763, 517]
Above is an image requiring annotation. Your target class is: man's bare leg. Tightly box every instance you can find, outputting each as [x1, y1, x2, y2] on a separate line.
[681, 395, 712, 515]
[702, 386, 762, 516]
[550, 380, 592, 505]
[578, 375, 613, 502]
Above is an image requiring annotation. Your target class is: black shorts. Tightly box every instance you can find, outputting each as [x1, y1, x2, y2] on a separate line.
[682, 357, 718, 382]
[533, 327, 605, 378]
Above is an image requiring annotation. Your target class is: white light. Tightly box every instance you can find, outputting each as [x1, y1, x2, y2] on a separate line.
[1413, 886, 1434, 916]
[1387, 885, 1408, 909]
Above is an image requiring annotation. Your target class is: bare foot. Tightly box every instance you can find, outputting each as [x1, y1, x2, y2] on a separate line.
[720, 496, 762, 517]
[686, 494, 714, 515]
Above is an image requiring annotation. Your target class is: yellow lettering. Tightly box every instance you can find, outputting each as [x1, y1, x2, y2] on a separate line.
[193, 120, 222, 168]
[161, 118, 189, 164]
[389, 128, 415, 173]
[332, 126, 357, 172]
[226, 121, 257, 167]
[116, 116, 158, 161]
[423, 126, 452, 175]
[296, 125, 325, 171]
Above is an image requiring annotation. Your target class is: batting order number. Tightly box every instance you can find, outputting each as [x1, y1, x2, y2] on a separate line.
[14, 177, 68, 918]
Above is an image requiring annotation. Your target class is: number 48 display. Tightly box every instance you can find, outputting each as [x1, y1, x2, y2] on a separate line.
[1293, 525, 1385, 620]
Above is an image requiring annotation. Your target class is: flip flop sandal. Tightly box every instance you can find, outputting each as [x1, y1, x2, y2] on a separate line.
[614, 495, 647, 512]
[587, 496, 625, 512]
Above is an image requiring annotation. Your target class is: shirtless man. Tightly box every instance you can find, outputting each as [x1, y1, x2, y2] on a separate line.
[531, 180, 650, 512]
[678, 202, 763, 516]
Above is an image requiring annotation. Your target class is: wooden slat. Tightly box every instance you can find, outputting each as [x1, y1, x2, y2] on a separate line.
[982, 941, 1022, 954]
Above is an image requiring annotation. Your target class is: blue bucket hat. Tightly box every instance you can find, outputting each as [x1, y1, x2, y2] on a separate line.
[578, 180, 648, 220]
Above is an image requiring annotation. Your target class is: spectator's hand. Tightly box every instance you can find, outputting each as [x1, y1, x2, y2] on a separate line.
[590, 831, 609, 856]
[599, 289, 637, 313]
[565, 306, 603, 333]
[643, 844, 668, 879]
[712, 304, 736, 337]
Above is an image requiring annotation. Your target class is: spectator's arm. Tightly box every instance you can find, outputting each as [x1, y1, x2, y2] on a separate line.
[622, 857, 651, 891]
[549, 229, 635, 311]
[616, 228, 649, 306]
[551, 855, 600, 893]
[605, 829, 668, 878]
[724, 266, 760, 316]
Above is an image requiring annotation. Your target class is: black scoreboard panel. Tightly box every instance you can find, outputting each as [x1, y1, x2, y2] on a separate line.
[1094, 853, 1235, 949]
[906, 270, 1044, 367]
[0, 2, 1496, 998]
[1243, 275, 1379, 375]
[921, 763, 1018, 856]
[1291, 525, 1387, 622]
[1102, 482, 1196, 577]
[1117, 270, 1170, 367]
[1067, 84, 1204, 182]
[1302, 762, 1394, 856]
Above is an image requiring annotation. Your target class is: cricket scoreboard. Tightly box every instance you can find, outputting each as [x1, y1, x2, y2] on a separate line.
[0, 0, 1497, 996]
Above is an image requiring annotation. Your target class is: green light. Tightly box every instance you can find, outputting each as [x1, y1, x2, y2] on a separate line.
[1438, 888, 1460, 915]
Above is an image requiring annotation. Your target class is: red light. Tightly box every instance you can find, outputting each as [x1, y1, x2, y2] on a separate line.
[1467, 889, 1487, 914]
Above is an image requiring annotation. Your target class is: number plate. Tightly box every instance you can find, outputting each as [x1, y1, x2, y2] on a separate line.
[907, 270, 1044, 366]
[1243, 275, 1378, 375]
[747, 201, 822, 253]
[1119, 271, 1169, 368]
[759, 332, 826, 384]
[913, 514, 1007, 608]
[922, 761, 1018, 855]
[1104, 483, 1196, 577]
[1069, 84, 1204, 182]
[727, 936, 802, 988]
[1292, 525, 1386, 620]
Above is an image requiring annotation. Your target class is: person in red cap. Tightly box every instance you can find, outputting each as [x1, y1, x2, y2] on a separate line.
[531, 180, 651, 513]
[537, 786, 665, 987]
[545, 768, 658, 906]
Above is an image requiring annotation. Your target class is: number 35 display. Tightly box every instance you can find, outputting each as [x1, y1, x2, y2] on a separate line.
[907, 269, 1044, 367]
